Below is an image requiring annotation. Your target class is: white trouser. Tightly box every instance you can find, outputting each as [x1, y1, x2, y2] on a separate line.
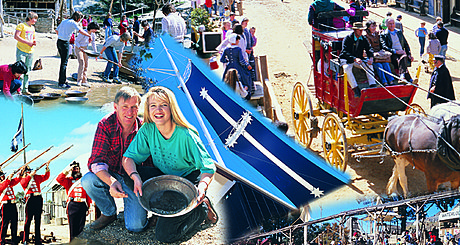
[340, 59, 376, 88]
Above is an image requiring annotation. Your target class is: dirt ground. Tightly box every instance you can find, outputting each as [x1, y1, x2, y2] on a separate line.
[241, 0, 460, 207]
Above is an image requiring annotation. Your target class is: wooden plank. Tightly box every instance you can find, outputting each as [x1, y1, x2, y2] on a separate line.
[254, 56, 261, 82]
[259, 55, 269, 82]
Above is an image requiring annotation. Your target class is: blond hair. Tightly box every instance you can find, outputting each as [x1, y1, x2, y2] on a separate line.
[143, 86, 197, 133]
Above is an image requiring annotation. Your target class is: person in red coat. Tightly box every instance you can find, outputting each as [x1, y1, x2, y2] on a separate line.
[56, 161, 92, 242]
[20, 165, 50, 245]
[0, 170, 22, 245]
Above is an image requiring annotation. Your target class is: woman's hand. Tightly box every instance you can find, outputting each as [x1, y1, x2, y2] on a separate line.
[110, 180, 128, 198]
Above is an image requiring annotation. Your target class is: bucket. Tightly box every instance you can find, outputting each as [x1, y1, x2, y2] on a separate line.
[209, 56, 219, 70]
[138, 175, 198, 217]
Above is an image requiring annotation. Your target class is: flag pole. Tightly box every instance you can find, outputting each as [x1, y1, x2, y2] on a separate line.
[21, 103, 26, 164]
[159, 37, 225, 167]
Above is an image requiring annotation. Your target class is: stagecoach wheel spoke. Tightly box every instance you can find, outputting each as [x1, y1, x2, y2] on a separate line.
[321, 113, 348, 172]
[291, 82, 314, 148]
[405, 103, 427, 116]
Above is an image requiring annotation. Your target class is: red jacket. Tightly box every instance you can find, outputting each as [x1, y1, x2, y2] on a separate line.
[0, 64, 21, 97]
[56, 173, 92, 206]
[20, 171, 50, 195]
[0, 177, 21, 201]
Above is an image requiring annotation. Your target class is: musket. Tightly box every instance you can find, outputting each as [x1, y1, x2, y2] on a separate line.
[0, 143, 31, 168]
[35, 145, 74, 171]
[13, 145, 54, 174]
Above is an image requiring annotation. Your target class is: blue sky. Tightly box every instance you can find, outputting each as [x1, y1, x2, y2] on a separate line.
[0, 100, 106, 193]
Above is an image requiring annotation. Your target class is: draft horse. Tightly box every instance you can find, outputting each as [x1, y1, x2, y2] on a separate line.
[383, 104, 460, 197]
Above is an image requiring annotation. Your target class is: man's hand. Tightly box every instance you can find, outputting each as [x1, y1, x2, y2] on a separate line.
[197, 181, 207, 203]
[247, 65, 252, 70]
[109, 180, 128, 198]
[430, 86, 436, 93]
[355, 58, 362, 65]
[7, 173, 14, 180]
[118, 62, 122, 67]
[409, 55, 414, 62]
[88, 36, 92, 43]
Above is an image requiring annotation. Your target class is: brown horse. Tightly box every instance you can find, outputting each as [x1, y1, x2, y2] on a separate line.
[384, 113, 460, 197]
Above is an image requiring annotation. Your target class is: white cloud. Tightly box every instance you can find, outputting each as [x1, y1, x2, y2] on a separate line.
[69, 122, 97, 136]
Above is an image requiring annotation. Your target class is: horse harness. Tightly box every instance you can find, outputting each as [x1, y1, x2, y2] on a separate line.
[383, 114, 460, 171]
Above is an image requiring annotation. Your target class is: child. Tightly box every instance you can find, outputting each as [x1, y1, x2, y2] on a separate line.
[220, 34, 253, 98]
[75, 22, 100, 87]
[224, 6, 231, 20]
[224, 68, 248, 99]
[426, 32, 441, 71]
[415, 22, 427, 57]
[250, 27, 257, 48]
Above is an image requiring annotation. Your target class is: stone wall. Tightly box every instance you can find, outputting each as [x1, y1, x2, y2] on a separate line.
[35, 17, 55, 33]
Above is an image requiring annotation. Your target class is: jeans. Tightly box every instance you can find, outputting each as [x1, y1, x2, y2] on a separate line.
[440, 45, 448, 56]
[81, 171, 148, 232]
[373, 62, 394, 84]
[103, 47, 119, 79]
[0, 79, 22, 95]
[419, 37, 426, 56]
[57, 39, 70, 85]
[16, 48, 33, 91]
[105, 26, 112, 40]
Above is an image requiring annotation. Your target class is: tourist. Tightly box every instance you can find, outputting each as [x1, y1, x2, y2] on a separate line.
[133, 20, 153, 48]
[220, 34, 253, 98]
[57, 161, 92, 242]
[14, 11, 37, 94]
[98, 32, 131, 84]
[365, 20, 394, 86]
[74, 22, 99, 87]
[0, 171, 22, 245]
[250, 27, 257, 47]
[229, 12, 238, 27]
[435, 21, 449, 57]
[119, 15, 128, 36]
[121, 86, 217, 243]
[432, 16, 442, 33]
[415, 22, 427, 57]
[395, 14, 403, 32]
[161, 4, 187, 42]
[224, 68, 248, 98]
[0, 61, 27, 101]
[339, 22, 376, 97]
[308, 0, 345, 30]
[81, 87, 148, 232]
[20, 165, 50, 245]
[103, 13, 113, 40]
[132, 16, 140, 45]
[221, 20, 232, 40]
[241, 17, 255, 80]
[428, 55, 455, 108]
[55, 11, 92, 89]
[380, 17, 414, 82]
[381, 11, 392, 30]
[81, 15, 88, 29]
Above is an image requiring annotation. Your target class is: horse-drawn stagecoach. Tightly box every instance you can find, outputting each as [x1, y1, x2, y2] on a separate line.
[292, 15, 424, 172]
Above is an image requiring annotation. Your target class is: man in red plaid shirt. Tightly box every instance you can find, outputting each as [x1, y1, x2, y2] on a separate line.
[81, 86, 148, 232]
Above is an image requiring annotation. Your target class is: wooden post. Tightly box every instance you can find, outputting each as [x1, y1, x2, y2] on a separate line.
[0, 0, 4, 38]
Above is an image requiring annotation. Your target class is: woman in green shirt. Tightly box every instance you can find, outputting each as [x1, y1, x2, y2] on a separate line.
[118, 86, 217, 242]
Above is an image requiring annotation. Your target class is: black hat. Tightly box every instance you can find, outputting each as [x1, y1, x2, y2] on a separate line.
[24, 166, 32, 172]
[397, 15, 402, 19]
[70, 161, 80, 168]
[434, 55, 445, 61]
[0, 170, 5, 177]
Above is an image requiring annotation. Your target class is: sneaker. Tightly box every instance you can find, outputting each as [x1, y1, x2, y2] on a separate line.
[102, 77, 112, 83]
[112, 77, 122, 84]
[58, 83, 71, 89]
[82, 82, 91, 88]
[369, 84, 377, 88]
[89, 214, 117, 230]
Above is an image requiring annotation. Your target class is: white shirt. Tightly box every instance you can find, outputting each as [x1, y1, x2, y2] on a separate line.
[75, 32, 97, 52]
[217, 33, 248, 62]
[161, 13, 186, 42]
[56, 19, 81, 41]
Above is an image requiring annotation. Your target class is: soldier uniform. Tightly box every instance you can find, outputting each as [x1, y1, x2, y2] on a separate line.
[20, 166, 49, 245]
[0, 171, 22, 245]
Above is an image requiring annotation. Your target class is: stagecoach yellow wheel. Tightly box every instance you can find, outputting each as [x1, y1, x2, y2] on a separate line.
[405, 103, 426, 116]
[322, 113, 348, 172]
[292, 82, 314, 148]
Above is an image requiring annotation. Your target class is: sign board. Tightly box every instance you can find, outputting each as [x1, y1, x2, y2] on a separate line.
[439, 209, 460, 221]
